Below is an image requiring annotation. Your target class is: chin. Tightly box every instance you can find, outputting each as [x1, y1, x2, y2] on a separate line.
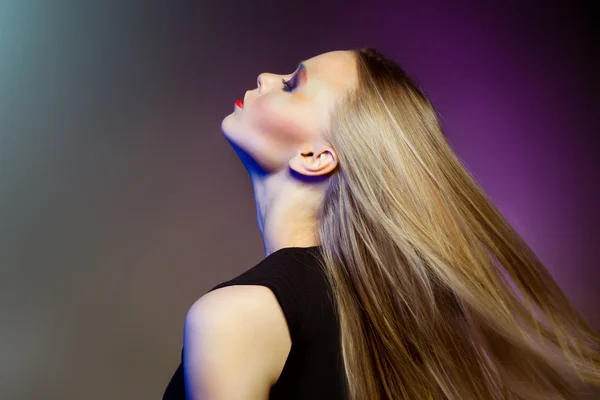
[221, 116, 246, 153]
[221, 113, 235, 136]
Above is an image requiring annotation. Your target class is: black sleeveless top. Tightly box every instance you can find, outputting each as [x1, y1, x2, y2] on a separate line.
[163, 246, 349, 399]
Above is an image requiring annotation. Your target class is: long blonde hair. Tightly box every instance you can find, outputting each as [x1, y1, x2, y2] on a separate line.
[316, 48, 600, 399]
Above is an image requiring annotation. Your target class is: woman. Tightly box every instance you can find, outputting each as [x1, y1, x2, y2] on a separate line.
[164, 48, 600, 399]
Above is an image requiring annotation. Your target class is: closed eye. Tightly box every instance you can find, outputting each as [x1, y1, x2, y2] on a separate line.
[281, 63, 306, 93]
[281, 76, 297, 92]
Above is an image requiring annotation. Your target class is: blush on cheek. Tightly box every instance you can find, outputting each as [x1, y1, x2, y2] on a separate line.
[248, 94, 316, 144]
[249, 97, 290, 134]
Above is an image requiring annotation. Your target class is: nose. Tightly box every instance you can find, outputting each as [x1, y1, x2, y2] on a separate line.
[256, 72, 279, 94]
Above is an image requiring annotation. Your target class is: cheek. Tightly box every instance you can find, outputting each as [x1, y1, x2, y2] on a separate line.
[247, 95, 308, 142]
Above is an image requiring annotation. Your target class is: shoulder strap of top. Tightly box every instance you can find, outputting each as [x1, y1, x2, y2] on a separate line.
[208, 246, 324, 343]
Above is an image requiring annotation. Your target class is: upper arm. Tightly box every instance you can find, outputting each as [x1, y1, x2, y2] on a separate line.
[183, 285, 292, 400]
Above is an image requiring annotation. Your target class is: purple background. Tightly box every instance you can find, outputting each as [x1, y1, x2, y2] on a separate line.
[0, 1, 596, 398]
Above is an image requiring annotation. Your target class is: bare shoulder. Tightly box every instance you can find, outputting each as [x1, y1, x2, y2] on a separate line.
[184, 285, 291, 399]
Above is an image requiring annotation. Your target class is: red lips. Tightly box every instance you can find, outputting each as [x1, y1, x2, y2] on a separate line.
[235, 99, 244, 109]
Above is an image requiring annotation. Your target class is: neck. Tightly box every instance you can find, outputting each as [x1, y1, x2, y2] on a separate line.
[249, 169, 322, 257]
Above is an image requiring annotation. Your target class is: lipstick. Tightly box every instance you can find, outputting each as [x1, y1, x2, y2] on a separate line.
[235, 99, 244, 109]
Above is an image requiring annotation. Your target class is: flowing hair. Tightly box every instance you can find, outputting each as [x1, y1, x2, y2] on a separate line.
[315, 48, 600, 399]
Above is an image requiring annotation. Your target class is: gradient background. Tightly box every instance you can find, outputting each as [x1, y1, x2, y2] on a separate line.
[0, 1, 596, 399]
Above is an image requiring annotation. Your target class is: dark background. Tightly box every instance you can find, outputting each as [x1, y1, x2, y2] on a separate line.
[0, 1, 596, 398]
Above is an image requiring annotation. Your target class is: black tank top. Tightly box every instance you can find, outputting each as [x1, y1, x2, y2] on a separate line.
[163, 245, 349, 399]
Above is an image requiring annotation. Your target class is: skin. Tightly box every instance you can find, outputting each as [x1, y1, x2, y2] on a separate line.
[184, 51, 358, 399]
[221, 50, 358, 257]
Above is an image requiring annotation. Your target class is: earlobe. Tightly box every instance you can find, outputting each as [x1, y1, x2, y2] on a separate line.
[289, 149, 338, 177]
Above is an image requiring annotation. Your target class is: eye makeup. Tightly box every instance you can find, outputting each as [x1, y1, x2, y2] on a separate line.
[281, 63, 307, 93]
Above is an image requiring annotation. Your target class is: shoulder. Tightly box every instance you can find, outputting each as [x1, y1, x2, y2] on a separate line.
[183, 285, 292, 399]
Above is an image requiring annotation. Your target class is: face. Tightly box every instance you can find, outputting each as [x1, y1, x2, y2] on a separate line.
[221, 50, 357, 175]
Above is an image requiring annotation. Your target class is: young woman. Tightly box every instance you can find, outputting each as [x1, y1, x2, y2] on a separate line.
[164, 48, 600, 399]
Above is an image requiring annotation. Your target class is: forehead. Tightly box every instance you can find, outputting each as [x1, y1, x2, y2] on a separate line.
[303, 50, 357, 99]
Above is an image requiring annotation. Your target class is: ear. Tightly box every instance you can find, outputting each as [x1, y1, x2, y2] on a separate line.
[288, 145, 338, 177]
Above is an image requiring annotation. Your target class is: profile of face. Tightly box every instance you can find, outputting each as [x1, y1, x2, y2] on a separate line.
[221, 50, 358, 177]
